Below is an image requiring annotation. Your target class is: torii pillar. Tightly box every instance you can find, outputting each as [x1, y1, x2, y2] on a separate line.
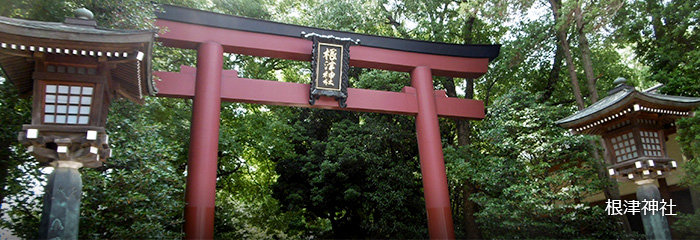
[413, 66, 455, 239]
[182, 41, 223, 239]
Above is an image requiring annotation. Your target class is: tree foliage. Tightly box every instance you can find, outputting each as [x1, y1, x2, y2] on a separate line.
[612, 0, 700, 237]
[614, 0, 700, 97]
[78, 99, 190, 239]
[272, 108, 427, 238]
[0, 74, 33, 228]
[671, 113, 700, 238]
[446, 88, 636, 238]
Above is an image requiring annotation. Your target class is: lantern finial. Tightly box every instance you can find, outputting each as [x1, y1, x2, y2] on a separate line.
[74, 8, 94, 20]
[613, 77, 627, 86]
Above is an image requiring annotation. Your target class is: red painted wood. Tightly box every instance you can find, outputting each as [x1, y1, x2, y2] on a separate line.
[155, 19, 489, 78]
[155, 17, 492, 239]
[154, 66, 485, 120]
[349, 46, 489, 78]
[412, 66, 455, 239]
[184, 42, 223, 240]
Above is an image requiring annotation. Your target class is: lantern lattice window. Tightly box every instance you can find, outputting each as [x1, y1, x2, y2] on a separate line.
[640, 130, 663, 157]
[610, 131, 638, 162]
[43, 83, 94, 125]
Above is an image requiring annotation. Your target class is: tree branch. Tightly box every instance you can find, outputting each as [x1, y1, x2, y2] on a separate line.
[379, 4, 410, 39]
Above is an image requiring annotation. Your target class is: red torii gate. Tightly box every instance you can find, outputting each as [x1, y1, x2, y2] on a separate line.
[153, 5, 499, 239]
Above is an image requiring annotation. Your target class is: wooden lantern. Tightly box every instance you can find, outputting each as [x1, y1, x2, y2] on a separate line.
[557, 78, 700, 181]
[0, 11, 154, 168]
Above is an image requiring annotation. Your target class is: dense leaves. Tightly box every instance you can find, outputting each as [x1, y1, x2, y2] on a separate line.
[273, 108, 427, 238]
[614, 0, 700, 97]
[446, 89, 634, 238]
[671, 113, 700, 237]
[79, 99, 190, 239]
[0, 69, 44, 238]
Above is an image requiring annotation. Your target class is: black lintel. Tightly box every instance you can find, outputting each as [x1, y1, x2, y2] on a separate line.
[156, 4, 501, 61]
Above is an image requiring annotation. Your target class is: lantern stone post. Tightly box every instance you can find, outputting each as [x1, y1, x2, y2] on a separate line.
[636, 180, 672, 239]
[557, 78, 700, 239]
[38, 162, 83, 239]
[0, 8, 155, 238]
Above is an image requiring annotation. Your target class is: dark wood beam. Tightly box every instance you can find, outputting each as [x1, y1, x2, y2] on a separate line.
[155, 19, 490, 79]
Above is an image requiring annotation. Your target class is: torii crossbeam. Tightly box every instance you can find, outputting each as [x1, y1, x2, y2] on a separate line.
[154, 4, 499, 239]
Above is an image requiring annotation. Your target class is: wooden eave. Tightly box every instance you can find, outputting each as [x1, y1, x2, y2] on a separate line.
[0, 16, 153, 44]
[0, 16, 155, 103]
[557, 87, 700, 134]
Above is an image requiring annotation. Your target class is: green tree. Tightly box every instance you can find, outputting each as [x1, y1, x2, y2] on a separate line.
[0, 74, 32, 209]
[78, 98, 191, 239]
[614, 0, 700, 97]
[213, 101, 304, 238]
[446, 88, 637, 238]
[272, 108, 428, 238]
[673, 112, 700, 238]
[267, 2, 434, 237]
[0, 75, 38, 238]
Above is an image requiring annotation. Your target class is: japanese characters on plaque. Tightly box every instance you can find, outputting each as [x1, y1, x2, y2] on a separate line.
[304, 32, 359, 108]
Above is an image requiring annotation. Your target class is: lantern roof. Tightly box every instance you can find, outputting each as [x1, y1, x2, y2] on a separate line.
[0, 12, 155, 103]
[556, 79, 700, 133]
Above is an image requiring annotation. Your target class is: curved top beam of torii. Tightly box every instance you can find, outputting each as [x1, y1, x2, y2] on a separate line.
[152, 4, 500, 120]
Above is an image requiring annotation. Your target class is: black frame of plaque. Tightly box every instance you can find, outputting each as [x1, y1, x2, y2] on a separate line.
[304, 32, 359, 108]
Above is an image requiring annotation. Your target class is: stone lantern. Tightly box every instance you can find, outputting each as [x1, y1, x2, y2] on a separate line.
[557, 78, 700, 239]
[0, 8, 154, 238]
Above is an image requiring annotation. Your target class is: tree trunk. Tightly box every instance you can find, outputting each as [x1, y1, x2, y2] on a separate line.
[0, 154, 8, 208]
[451, 15, 483, 239]
[444, 76, 481, 239]
[444, 78, 474, 147]
[550, 0, 585, 110]
[550, 0, 632, 234]
[539, 43, 564, 103]
[593, 138, 633, 233]
[573, 1, 598, 103]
